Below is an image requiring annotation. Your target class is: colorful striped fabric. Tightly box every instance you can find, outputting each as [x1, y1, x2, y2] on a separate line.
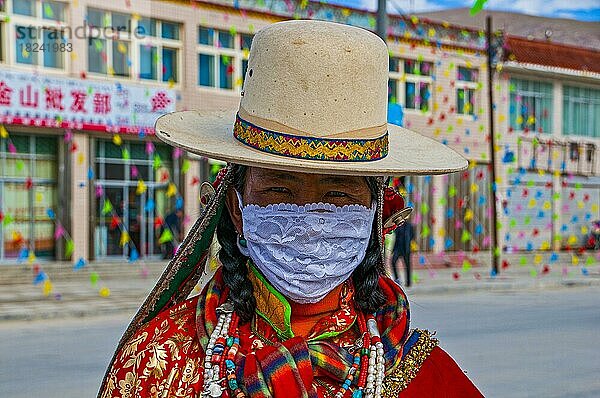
[233, 113, 389, 162]
[195, 268, 410, 397]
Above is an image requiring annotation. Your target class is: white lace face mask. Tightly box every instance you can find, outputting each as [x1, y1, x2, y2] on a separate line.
[235, 191, 376, 304]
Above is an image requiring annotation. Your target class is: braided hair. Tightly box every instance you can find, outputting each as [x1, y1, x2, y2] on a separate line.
[216, 164, 386, 323]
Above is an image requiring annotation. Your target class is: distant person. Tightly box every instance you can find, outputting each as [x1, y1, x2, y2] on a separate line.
[392, 221, 415, 286]
[161, 208, 183, 259]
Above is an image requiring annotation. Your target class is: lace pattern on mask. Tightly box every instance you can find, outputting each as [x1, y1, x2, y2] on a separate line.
[238, 200, 376, 304]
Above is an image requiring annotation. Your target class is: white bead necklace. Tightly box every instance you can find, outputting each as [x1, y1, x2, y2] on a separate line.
[202, 302, 234, 398]
[202, 303, 386, 398]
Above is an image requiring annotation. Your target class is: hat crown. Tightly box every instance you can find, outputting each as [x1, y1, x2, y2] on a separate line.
[240, 20, 389, 137]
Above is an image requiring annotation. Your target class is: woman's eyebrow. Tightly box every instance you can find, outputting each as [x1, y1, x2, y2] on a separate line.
[319, 176, 358, 186]
[260, 171, 301, 182]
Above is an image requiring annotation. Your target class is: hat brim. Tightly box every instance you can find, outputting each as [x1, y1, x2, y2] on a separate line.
[155, 109, 468, 176]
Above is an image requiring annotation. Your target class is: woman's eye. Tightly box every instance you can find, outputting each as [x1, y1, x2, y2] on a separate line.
[326, 191, 348, 198]
[268, 187, 290, 194]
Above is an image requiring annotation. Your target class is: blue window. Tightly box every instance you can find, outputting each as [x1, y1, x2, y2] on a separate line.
[43, 29, 63, 68]
[198, 27, 214, 45]
[162, 47, 178, 83]
[161, 22, 180, 40]
[16, 26, 38, 65]
[140, 45, 157, 80]
[219, 55, 232, 89]
[14, 0, 35, 16]
[198, 54, 215, 87]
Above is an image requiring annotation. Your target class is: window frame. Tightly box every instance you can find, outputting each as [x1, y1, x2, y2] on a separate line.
[3, 0, 69, 72]
[197, 26, 252, 93]
[86, 8, 132, 79]
[455, 66, 479, 117]
[0, 13, 5, 64]
[388, 56, 434, 114]
[509, 77, 554, 134]
[562, 85, 600, 138]
[86, 8, 182, 85]
[0, 132, 59, 260]
[137, 19, 183, 84]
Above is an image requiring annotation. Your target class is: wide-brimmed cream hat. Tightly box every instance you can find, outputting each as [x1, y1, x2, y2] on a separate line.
[156, 20, 467, 176]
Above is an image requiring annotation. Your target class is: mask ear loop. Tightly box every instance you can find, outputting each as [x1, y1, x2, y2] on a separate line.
[234, 190, 250, 256]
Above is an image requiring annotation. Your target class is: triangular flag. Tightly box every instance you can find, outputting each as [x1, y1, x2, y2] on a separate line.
[464, 209, 473, 222]
[460, 230, 471, 243]
[129, 248, 139, 262]
[33, 271, 48, 285]
[462, 260, 472, 272]
[2, 213, 14, 226]
[146, 141, 155, 154]
[65, 239, 75, 258]
[153, 154, 161, 170]
[136, 179, 147, 195]
[181, 159, 191, 174]
[158, 229, 174, 244]
[42, 279, 53, 296]
[448, 185, 457, 197]
[166, 183, 177, 197]
[54, 224, 66, 240]
[90, 272, 99, 286]
[18, 248, 29, 262]
[120, 231, 130, 247]
[73, 257, 87, 270]
[145, 199, 155, 212]
[102, 199, 113, 215]
[46, 209, 56, 219]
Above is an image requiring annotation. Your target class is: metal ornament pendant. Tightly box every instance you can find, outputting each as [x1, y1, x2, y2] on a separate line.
[383, 207, 413, 230]
[199, 182, 216, 212]
[216, 301, 234, 315]
[204, 379, 226, 397]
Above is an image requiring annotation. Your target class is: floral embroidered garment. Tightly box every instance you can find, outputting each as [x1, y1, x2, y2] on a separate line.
[101, 265, 483, 398]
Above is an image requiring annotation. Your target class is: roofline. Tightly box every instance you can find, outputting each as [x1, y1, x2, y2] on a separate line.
[307, 0, 484, 34]
[190, 0, 489, 51]
[506, 35, 600, 55]
[503, 61, 600, 82]
[413, 7, 599, 25]
[194, 0, 484, 34]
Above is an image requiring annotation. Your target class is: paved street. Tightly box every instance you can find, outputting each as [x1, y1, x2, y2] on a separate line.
[1, 286, 599, 398]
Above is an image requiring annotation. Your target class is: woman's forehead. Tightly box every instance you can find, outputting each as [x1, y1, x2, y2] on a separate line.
[247, 167, 367, 185]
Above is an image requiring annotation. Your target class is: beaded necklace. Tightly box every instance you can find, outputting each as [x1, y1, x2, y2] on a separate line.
[201, 301, 385, 398]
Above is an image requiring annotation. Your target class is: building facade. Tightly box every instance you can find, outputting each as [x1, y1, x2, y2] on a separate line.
[0, 0, 182, 262]
[1, 0, 596, 264]
[494, 37, 600, 253]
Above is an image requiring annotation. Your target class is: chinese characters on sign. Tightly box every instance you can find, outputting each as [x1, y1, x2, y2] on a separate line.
[0, 68, 176, 134]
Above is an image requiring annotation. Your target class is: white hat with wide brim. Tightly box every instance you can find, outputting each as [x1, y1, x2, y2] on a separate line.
[156, 20, 468, 177]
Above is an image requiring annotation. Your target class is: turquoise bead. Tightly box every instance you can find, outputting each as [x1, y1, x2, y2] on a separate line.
[352, 390, 363, 398]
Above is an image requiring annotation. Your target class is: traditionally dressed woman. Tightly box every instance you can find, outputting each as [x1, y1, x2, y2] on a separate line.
[99, 20, 483, 398]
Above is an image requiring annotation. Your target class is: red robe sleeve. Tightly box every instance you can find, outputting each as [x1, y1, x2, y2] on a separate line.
[400, 346, 484, 397]
[99, 297, 204, 398]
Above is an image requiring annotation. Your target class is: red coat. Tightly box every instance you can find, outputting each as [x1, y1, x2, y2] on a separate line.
[100, 270, 483, 398]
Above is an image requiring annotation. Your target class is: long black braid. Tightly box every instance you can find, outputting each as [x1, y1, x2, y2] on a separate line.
[216, 164, 386, 324]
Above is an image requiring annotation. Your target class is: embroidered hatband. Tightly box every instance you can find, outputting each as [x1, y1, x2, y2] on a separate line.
[233, 113, 389, 162]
